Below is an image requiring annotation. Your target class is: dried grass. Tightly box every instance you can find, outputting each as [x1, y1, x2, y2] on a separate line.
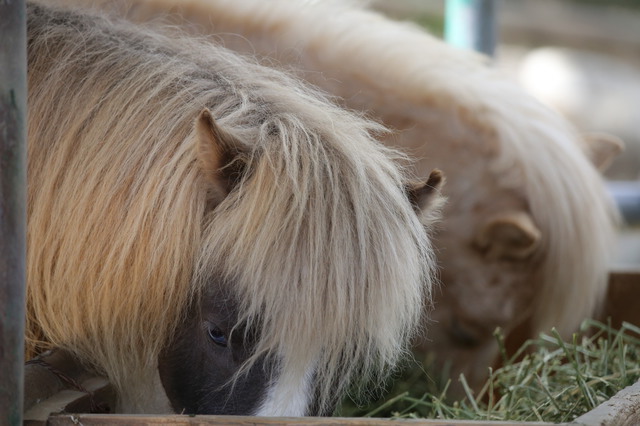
[340, 320, 640, 423]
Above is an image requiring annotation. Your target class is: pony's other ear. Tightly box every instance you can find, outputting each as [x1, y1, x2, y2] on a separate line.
[583, 132, 624, 173]
[474, 211, 541, 261]
[196, 108, 248, 204]
[406, 169, 445, 216]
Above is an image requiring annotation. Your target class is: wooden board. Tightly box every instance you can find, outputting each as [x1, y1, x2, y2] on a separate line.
[46, 414, 557, 426]
[602, 268, 640, 328]
[574, 379, 640, 426]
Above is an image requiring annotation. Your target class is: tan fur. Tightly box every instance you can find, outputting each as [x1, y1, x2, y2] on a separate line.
[26, 2, 441, 412]
[45, 0, 622, 389]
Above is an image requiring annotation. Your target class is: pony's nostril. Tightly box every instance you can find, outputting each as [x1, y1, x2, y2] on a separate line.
[449, 318, 482, 348]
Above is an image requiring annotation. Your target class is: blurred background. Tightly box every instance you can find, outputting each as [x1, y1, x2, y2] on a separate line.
[372, 0, 640, 267]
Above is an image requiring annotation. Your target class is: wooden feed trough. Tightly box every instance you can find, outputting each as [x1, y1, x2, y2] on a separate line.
[23, 269, 640, 426]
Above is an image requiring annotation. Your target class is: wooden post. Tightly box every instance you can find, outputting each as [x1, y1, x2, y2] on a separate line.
[0, 1, 28, 425]
[445, 0, 497, 57]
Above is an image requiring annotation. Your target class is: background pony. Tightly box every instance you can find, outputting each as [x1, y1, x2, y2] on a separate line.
[26, 2, 444, 414]
[49, 0, 622, 392]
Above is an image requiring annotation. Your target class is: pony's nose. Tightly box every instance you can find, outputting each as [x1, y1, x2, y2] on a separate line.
[449, 317, 486, 348]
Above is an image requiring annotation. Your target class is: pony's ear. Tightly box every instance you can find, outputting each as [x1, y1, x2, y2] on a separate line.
[406, 169, 445, 216]
[583, 132, 624, 172]
[474, 211, 541, 261]
[196, 108, 248, 204]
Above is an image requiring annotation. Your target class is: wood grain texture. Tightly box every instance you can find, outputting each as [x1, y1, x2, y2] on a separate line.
[574, 379, 640, 426]
[47, 414, 558, 426]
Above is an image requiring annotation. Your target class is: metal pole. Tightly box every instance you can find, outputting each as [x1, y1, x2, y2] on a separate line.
[445, 0, 497, 57]
[0, 1, 28, 425]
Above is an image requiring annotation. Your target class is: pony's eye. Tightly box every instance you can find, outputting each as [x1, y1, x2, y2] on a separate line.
[208, 326, 228, 347]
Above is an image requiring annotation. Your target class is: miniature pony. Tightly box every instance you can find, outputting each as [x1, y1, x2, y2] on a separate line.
[26, 2, 443, 414]
[49, 0, 622, 391]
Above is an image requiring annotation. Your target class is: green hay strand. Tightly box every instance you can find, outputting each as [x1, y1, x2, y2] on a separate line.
[338, 319, 640, 422]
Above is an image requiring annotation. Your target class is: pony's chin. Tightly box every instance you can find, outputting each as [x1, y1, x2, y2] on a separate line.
[253, 365, 315, 416]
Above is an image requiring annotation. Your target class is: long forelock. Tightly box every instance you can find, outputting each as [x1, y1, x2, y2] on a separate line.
[488, 101, 619, 335]
[196, 108, 434, 411]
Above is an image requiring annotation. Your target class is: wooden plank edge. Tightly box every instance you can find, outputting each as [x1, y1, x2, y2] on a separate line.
[573, 379, 640, 426]
[46, 414, 560, 426]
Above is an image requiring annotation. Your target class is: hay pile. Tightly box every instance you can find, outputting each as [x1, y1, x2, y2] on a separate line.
[341, 320, 640, 422]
